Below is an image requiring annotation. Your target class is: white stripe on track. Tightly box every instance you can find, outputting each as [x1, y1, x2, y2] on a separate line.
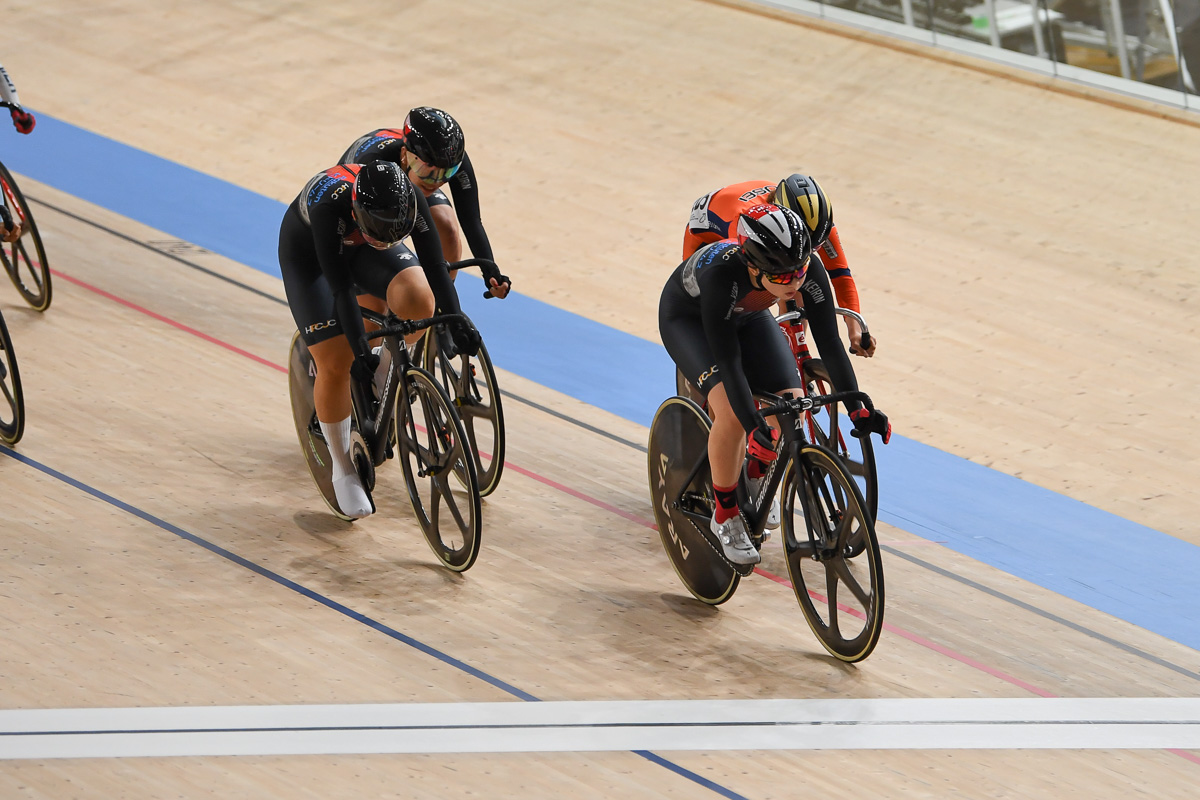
[2, 699, 1199, 759]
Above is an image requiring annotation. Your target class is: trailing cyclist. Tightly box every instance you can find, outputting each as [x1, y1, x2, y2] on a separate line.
[340, 107, 511, 314]
[684, 174, 876, 359]
[278, 160, 478, 520]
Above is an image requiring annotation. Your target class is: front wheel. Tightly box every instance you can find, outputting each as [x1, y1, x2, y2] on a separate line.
[0, 161, 51, 311]
[647, 396, 740, 605]
[420, 326, 506, 497]
[0, 311, 25, 444]
[782, 443, 884, 663]
[395, 366, 482, 572]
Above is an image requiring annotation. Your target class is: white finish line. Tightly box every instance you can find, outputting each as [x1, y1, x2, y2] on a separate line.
[2, 699, 1199, 760]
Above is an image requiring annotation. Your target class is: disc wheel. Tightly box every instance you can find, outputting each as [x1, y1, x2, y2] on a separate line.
[421, 325, 506, 497]
[287, 332, 354, 521]
[0, 161, 51, 311]
[395, 366, 482, 571]
[782, 443, 884, 662]
[801, 358, 878, 555]
[647, 396, 741, 605]
[0, 310, 25, 444]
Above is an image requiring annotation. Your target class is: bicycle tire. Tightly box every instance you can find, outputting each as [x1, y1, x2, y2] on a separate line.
[286, 332, 356, 521]
[421, 325, 506, 497]
[0, 309, 25, 444]
[781, 442, 885, 663]
[647, 396, 741, 605]
[395, 365, 482, 572]
[801, 358, 879, 528]
[0, 161, 51, 311]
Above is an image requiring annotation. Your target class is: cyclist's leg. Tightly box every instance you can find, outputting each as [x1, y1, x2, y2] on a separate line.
[738, 312, 803, 530]
[280, 215, 372, 518]
[660, 304, 757, 563]
[352, 242, 432, 348]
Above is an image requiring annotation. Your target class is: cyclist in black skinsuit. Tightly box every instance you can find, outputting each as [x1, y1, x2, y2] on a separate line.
[659, 204, 889, 567]
[340, 108, 511, 301]
[279, 160, 477, 520]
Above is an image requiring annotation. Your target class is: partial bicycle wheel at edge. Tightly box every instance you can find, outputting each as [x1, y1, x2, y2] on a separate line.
[395, 366, 482, 571]
[647, 395, 740, 605]
[0, 161, 51, 311]
[0, 310, 25, 444]
[781, 443, 884, 662]
[421, 326, 506, 497]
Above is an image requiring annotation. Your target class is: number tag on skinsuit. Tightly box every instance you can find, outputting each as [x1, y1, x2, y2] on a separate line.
[688, 191, 715, 230]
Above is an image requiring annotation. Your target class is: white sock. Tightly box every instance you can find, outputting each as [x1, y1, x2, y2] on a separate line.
[318, 416, 372, 518]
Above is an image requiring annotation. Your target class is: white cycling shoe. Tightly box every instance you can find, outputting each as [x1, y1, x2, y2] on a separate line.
[332, 473, 374, 519]
[710, 514, 761, 566]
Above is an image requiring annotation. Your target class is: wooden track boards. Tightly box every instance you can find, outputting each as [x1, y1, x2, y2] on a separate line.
[1, 1, 1198, 796]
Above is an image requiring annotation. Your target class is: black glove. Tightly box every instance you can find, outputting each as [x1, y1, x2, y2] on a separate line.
[850, 408, 891, 444]
[448, 319, 481, 357]
[10, 107, 35, 134]
[350, 349, 380, 386]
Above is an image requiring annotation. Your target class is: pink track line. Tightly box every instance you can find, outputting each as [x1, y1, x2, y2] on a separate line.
[55, 267, 1199, 762]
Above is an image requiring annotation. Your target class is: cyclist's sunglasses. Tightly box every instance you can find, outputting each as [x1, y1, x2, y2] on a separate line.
[406, 152, 461, 186]
[762, 267, 805, 285]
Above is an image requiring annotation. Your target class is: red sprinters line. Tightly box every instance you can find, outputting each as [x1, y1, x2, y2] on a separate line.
[51, 269, 287, 374]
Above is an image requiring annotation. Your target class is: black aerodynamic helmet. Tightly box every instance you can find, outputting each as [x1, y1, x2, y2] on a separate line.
[402, 106, 466, 170]
[736, 204, 813, 275]
[775, 173, 833, 247]
[352, 161, 418, 245]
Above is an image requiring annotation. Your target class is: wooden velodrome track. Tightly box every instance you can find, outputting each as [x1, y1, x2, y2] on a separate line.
[2, 0, 1199, 797]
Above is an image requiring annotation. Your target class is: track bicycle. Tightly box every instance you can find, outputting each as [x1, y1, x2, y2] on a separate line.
[287, 309, 483, 572]
[409, 258, 506, 496]
[0, 103, 51, 311]
[647, 389, 886, 662]
[676, 301, 878, 524]
[0, 305, 24, 444]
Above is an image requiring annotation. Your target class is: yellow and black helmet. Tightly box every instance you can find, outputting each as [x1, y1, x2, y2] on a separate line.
[775, 173, 833, 247]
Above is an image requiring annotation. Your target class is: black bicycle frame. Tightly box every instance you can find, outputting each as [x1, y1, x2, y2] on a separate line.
[355, 310, 469, 467]
[670, 389, 875, 545]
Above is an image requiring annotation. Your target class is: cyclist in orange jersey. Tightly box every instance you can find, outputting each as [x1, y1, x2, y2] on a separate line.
[683, 174, 876, 358]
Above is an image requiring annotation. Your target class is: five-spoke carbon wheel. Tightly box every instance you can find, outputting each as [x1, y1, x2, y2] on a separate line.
[781, 443, 884, 662]
[0, 310, 25, 444]
[0, 162, 51, 312]
[395, 366, 482, 572]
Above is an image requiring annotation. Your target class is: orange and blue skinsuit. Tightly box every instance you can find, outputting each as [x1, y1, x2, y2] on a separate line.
[682, 179, 860, 314]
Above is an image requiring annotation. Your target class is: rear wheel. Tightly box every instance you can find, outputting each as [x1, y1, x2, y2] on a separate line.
[421, 326, 506, 497]
[0, 161, 51, 311]
[781, 443, 884, 663]
[647, 396, 740, 604]
[395, 366, 482, 571]
[0, 311, 25, 444]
